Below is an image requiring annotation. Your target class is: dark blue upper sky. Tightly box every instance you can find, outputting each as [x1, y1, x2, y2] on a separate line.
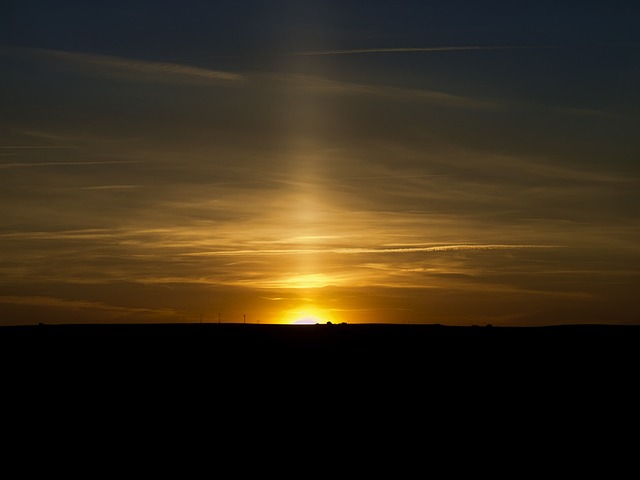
[3, 1, 639, 59]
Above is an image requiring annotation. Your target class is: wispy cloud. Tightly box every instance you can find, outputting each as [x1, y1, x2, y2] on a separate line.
[77, 185, 143, 190]
[0, 228, 152, 241]
[260, 72, 497, 108]
[0, 145, 77, 149]
[0, 160, 145, 169]
[451, 150, 638, 184]
[21, 47, 245, 84]
[0, 295, 176, 318]
[279, 43, 639, 58]
[279, 45, 544, 57]
[6, 46, 493, 108]
[181, 244, 564, 257]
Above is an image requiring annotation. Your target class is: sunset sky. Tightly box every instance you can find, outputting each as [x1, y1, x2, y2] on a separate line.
[1, 1, 639, 326]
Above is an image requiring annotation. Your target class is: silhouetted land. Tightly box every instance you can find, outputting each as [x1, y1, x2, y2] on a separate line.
[3, 322, 639, 374]
[3, 322, 638, 433]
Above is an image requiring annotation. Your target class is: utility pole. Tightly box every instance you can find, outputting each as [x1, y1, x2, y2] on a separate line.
[218, 312, 221, 324]
[243, 313, 246, 324]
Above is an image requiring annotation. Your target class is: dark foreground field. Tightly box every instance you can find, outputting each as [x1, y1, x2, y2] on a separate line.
[3, 322, 639, 372]
[3, 322, 638, 445]
[3, 322, 639, 411]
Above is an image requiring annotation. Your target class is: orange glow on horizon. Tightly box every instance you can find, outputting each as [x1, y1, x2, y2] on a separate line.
[277, 273, 334, 289]
[279, 306, 340, 325]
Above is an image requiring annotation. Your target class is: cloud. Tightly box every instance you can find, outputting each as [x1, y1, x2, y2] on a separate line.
[180, 243, 564, 257]
[5, 46, 494, 109]
[0, 160, 145, 169]
[259, 72, 497, 109]
[19, 47, 245, 84]
[470, 152, 637, 184]
[0, 295, 176, 318]
[0, 227, 180, 243]
[279, 45, 529, 56]
[77, 185, 143, 190]
[0, 145, 77, 149]
[278, 43, 639, 58]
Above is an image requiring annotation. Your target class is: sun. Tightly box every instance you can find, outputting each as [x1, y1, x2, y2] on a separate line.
[280, 306, 337, 325]
[292, 316, 324, 325]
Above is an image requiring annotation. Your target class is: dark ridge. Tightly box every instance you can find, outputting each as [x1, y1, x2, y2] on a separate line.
[4, 321, 640, 348]
[3, 322, 639, 388]
[3, 322, 638, 417]
[3, 322, 639, 362]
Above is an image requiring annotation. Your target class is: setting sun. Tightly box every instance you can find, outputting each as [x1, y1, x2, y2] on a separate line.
[292, 316, 323, 325]
[280, 306, 339, 325]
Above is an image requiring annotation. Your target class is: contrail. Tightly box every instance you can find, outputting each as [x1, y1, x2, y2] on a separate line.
[0, 160, 145, 169]
[0, 145, 77, 149]
[345, 174, 455, 181]
[182, 244, 565, 257]
[279, 43, 639, 58]
[279, 45, 537, 57]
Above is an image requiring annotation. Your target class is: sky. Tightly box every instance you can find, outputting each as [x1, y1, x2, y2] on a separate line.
[1, 0, 639, 326]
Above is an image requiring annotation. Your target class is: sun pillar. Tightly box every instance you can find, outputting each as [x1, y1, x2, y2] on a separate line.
[274, 2, 337, 323]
